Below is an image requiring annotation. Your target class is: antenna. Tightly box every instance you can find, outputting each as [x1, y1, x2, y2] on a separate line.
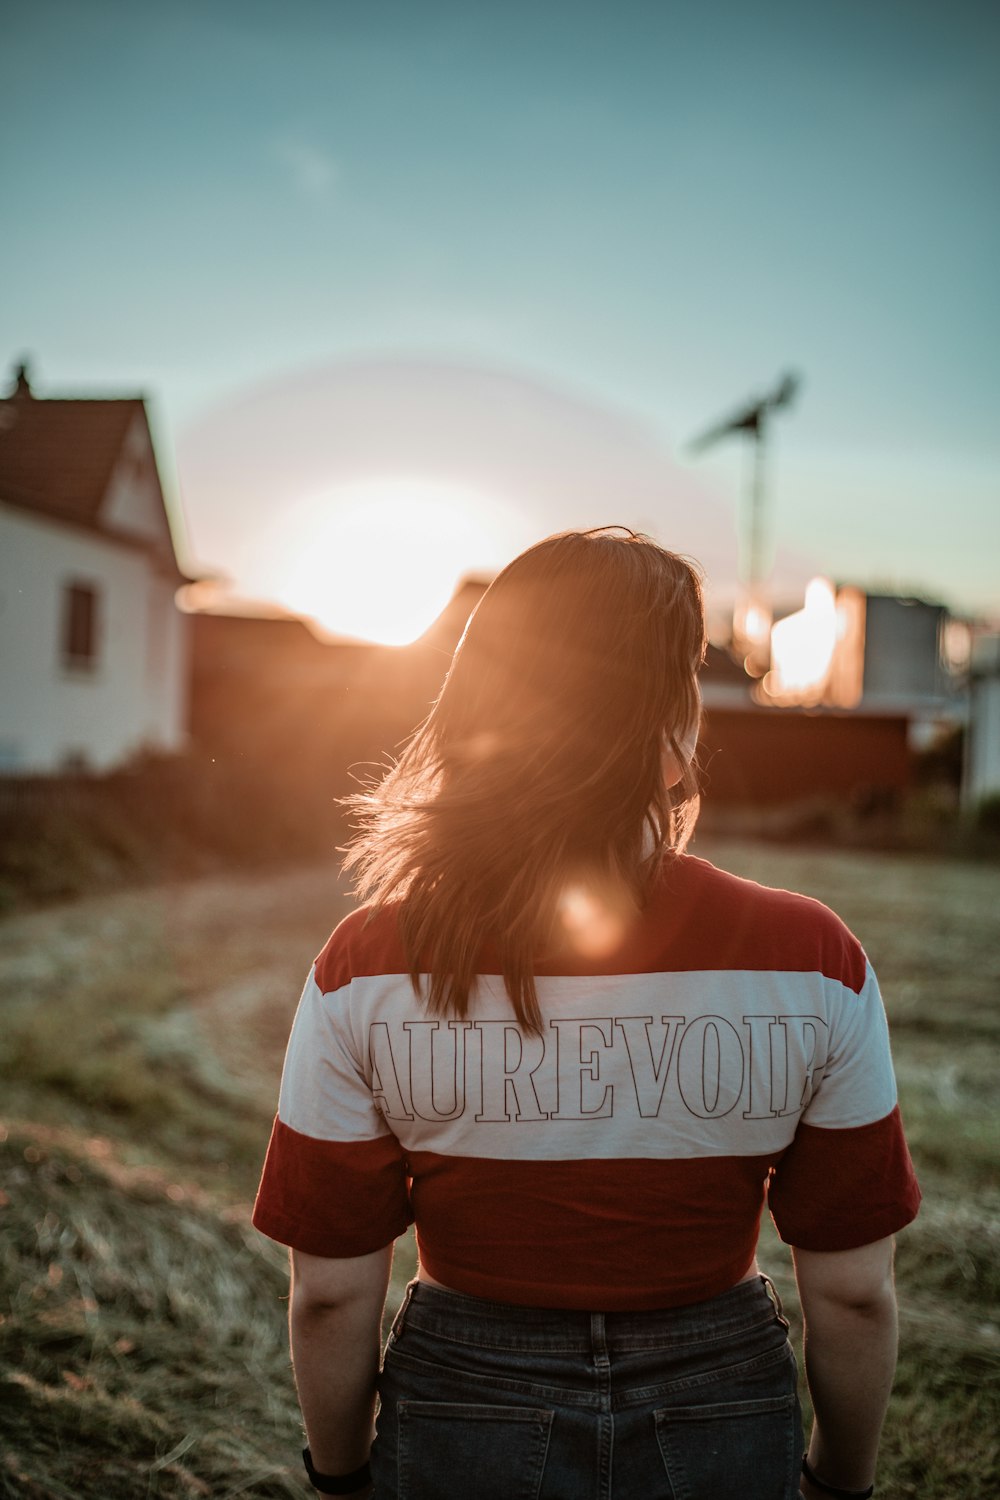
[688, 372, 801, 670]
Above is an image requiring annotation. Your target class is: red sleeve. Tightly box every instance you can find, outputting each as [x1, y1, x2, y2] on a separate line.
[252, 1116, 412, 1257]
[767, 1104, 921, 1250]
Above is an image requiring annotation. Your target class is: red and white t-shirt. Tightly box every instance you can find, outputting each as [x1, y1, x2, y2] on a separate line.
[253, 854, 920, 1310]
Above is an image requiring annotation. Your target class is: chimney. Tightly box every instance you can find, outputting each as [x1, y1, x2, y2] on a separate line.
[10, 359, 33, 398]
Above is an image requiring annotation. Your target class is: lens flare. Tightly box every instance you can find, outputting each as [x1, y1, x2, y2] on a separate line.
[557, 882, 629, 960]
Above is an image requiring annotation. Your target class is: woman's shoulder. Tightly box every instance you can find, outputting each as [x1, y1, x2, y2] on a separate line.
[663, 851, 844, 921]
[313, 902, 409, 994]
[649, 853, 868, 992]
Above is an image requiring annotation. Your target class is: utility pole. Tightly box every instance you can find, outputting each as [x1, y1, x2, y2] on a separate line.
[688, 372, 801, 672]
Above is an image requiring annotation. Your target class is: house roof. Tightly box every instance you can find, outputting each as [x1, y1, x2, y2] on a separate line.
[0, 392, 142, 521]
[0, 363, 188, 580]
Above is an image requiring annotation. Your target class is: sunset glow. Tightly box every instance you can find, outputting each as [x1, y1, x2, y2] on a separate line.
[258, 480, 504, 645]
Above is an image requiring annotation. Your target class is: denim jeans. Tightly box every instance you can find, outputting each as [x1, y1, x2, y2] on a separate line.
[372, 1276, 803, 1500]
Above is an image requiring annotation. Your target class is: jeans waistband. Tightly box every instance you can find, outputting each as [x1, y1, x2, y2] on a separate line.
[393, 1275, 786, 1356]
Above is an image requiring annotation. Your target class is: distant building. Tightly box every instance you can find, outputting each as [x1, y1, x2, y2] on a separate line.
[965, 633, 1000, 806]
[699, 583, 966, 806]
[0, 362, 190, 773]
[187, 598, 466, 785]
[188, 571, 970, 813]
[858, 593, 950, 708]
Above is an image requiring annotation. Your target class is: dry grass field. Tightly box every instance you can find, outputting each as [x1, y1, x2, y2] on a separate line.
[1, 838, 997, 1497]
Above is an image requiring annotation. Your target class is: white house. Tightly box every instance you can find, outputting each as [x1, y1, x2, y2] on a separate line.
[0, 362, 190, 773]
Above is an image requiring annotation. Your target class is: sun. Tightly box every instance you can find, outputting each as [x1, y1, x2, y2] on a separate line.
[262, 478, 505, 645]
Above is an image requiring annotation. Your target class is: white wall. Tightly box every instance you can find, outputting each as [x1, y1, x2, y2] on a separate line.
[0, 504, 188, 773]
[966, 675, 1000, 804]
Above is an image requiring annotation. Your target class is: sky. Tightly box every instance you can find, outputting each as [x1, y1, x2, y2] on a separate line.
[2, 0, 998, 640]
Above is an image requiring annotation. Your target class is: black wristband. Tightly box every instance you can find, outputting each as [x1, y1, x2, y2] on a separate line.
[802, 1454, 874, 1500]
[302, 1448, 372, 1494]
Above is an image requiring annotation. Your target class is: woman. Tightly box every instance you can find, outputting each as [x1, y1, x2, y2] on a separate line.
[253, 528, 920, 1500]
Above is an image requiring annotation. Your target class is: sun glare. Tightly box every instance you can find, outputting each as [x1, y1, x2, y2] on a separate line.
[263, 479, 505, 645]
[762, 577, 839, 705]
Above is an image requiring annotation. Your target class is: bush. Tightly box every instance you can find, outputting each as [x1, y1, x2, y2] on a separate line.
[972, 791, 1000, 836]
[0, 753, 351, 910]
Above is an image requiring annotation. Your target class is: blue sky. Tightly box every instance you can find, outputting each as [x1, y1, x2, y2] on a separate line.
[2, 0, 997, 625]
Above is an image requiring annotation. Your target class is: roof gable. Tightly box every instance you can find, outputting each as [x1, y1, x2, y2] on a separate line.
[0, 384, 186, 578]
[102, 408, 176, 553]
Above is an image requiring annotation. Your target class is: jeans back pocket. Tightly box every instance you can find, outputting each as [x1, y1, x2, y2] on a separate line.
[396, 1400, 553, 1500]
[654, 1391, 801, 1500]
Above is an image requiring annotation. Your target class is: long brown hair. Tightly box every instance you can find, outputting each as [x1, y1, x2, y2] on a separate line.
[342, 528, 706, 1032]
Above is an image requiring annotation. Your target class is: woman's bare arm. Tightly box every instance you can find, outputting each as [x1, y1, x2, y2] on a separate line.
[289, 1243, 393, 1495]
[793, 1236, 898, 1498]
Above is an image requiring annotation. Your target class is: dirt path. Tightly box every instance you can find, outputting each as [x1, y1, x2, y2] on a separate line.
[0, 859, 357, 1114]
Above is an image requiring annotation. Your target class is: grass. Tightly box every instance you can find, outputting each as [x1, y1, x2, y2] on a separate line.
[1, 841, 998, 1496]
[698, 837, 1000, 1498]
[1, 1126, 301, 1498]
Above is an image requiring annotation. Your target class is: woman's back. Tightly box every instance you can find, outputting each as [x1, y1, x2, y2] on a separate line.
[254, 853, 918, 1312]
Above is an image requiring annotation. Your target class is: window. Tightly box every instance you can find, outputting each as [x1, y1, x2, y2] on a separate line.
[61, 582, 100, 671]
